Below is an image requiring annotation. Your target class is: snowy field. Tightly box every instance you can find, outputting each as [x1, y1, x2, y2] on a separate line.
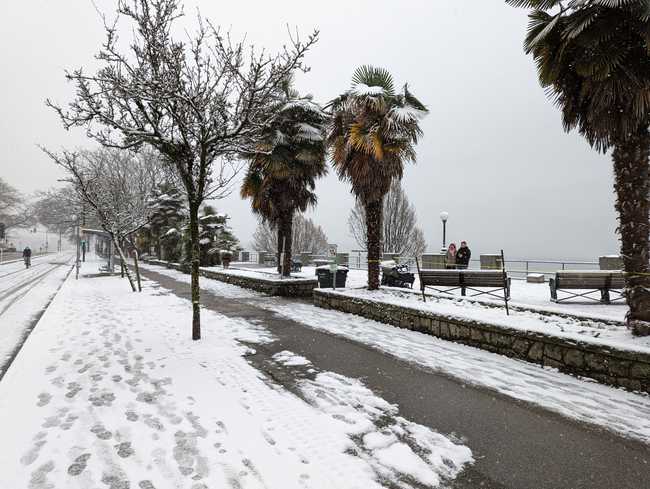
[0, 253, 73, 376]
[142, 263, 650, 445]
[0, 259, 472, 489]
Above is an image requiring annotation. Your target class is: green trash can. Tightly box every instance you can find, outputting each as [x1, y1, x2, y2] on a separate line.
[316, 266, 349, 288]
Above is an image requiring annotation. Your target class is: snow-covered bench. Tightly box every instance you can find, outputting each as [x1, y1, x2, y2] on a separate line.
[414, 263, 511, 305]
[549, 271, 625, 304]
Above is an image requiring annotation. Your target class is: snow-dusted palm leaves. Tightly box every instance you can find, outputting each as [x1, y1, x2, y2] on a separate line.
[327, 65, 427, 290]
[508, 0, 650, 335]
[241, 81, 328, 276]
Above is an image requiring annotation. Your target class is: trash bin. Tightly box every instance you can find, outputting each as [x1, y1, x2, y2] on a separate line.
[316, 266, 349, 288]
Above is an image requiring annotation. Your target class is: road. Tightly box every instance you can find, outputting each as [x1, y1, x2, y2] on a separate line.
[141, 267, 650, 489]
[0, 250, 50, 264]
[0, 253, 73, 378]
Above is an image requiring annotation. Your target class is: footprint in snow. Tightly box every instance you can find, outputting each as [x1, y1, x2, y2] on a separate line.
[67, 453, 91, 476]
[115, 442, 134, 458]
[90, 424, 112, 440]
[36, 393, 51, 407]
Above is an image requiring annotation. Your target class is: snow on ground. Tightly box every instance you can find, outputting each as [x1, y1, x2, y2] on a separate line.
[201, 265, 315, 282]
[271, 351, 472, 487]
[282, 266, 628, 322]
[223, 264, 640, 352]
[0, 253, 73, 376]
[0, 259, 471, 489]
[140, 262, 650, 445]
[261, 299, 650, 445]
[326, 287, 650, 353]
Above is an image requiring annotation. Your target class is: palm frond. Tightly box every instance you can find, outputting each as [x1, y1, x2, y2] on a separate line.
[351, 65, 395, 95]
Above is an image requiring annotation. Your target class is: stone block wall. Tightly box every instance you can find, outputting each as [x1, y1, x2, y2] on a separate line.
[200, 269, 317, 298]
[313, 290, 650, 393]
[143, 259, 317, 298]
[599, 256, 623, 270]
[421, 253, 446, 269]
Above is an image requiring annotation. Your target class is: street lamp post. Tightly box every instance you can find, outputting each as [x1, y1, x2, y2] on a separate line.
[440, 211, 449, 253]
[72, 215, 80, 279]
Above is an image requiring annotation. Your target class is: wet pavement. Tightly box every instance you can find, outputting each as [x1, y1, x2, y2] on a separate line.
[140, 268, 650, 489]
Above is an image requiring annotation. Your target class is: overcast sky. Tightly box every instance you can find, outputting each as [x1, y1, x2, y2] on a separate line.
[0, 0, 618, 261]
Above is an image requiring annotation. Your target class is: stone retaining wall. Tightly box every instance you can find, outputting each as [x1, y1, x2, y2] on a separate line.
[313, 289, 650, 393]
[143, 259, 317, 298]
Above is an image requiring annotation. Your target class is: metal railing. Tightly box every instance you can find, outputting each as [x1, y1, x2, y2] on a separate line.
[234, 250, 600, 279]
[346, 253, 599, 279]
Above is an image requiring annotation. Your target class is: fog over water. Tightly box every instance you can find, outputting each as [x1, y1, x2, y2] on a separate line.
[0, 1, 618, 261]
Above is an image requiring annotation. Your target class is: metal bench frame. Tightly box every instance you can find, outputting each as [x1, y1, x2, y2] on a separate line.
[549, 273, 625, 304]
[415, 259, 511, 305]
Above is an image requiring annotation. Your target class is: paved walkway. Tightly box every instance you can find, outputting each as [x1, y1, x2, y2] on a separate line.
[141, 268, 650, 489]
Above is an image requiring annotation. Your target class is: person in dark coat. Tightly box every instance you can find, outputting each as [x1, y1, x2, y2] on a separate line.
[455, 241, 471, 269]
[22, 246, 32, 268]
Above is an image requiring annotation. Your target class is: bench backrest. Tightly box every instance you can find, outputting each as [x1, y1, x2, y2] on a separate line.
[555, 271, 625, 289]
[419, 269, 506, 288]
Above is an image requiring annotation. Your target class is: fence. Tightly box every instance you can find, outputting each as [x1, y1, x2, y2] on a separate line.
[346, 252, 599, 280]
[235, 250, 599, 280]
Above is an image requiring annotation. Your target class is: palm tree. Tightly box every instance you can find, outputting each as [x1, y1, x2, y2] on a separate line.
[508, 0, 650, 335]
[241, 82, 328, 276]
[327, 66, 428, 289]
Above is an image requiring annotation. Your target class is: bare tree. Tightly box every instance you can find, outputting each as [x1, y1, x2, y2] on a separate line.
[348, 181, 426, 257]
[43, 147, 160, 292]
[0, 177, 31, 232]
[32, 186, 84, 247]
[252, 215, 328, 256]
[47, 0, 317, 340]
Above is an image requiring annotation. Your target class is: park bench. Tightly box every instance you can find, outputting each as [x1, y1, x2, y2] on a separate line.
[415, 259, 511, 305]
[549, 270, 625, 304]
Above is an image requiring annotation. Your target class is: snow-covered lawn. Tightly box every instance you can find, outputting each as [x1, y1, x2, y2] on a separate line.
[201, 265, 316, 283]
[295, 266, 628, 322]
[0, 253, 73, 376]
[140, 263, 650, 445]
[0, 261, 471, 489]
[322, 287, 649, 353]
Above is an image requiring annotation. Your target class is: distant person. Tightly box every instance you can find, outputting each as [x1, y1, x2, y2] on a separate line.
[22, 246, 32, 268]
[445, 243, 457, 269]
[456, 241, 471, 269]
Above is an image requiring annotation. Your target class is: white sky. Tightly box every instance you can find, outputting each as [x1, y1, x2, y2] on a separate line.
[0, 0, 617, 261]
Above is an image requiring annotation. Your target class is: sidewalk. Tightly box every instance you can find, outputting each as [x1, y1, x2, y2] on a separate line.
[0, 262, 471, 489]
[138, 263, 650, 489]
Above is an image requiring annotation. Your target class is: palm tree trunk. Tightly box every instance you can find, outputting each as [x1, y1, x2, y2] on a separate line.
[366, 199, 382, 290]
[613, 125, 650, 336]
[276, 225, 283, 274]
[189, 202, 202, 340]
[281, 211, 294, 277]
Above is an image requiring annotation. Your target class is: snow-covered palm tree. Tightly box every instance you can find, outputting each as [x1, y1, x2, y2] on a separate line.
[241, 80, 328, 276]
[327, 66, 427, 290]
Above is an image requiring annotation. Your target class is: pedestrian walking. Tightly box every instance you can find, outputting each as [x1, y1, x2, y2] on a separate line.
[445, 243, 457, 269]
[22, 245, 32, 268]
[456, 241, 471, 269]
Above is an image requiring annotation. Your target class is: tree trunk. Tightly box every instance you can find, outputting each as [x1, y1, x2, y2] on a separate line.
[133, 248, 142, 292]
[189, 203, 202, 340]
[366, 199, 382, 290]
[111, 234, 136, 292]
[276, 225, 283, 274]
[280, 211, 293, 277]
[613, 126, 650, 336]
